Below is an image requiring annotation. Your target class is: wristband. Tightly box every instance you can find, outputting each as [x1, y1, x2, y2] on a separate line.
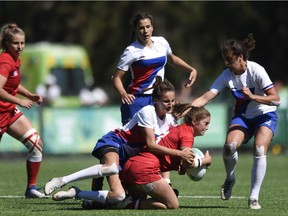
[194, 158, 202, 168]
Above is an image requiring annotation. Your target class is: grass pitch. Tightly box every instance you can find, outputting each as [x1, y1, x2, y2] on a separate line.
[0, 151, 287, 216]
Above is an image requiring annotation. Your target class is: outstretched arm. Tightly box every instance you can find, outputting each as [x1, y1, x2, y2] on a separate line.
[191, 90, 217, 107]
[168, 54, 197, 88]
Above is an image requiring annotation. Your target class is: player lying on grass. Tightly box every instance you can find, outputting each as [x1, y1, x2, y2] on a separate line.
[52, 106, 212, 210]
[44, 77, 194, 207]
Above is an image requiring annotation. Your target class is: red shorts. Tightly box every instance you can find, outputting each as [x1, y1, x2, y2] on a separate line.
[0, 107, 23, 135]
[120, 153, 162, 185]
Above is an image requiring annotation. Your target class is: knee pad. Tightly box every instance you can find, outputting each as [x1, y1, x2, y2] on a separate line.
[107, 192, 125, 204]
[21, 129, 42, 162]
[224, 141, 237, 155]
[255, 145, 265, 157]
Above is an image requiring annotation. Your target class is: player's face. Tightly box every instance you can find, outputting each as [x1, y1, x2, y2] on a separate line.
[5, 33, 25, 60]
[193, 116, 210, 136]
[223, 52, 246, 75]
[135, 18, 153, 46]
[154, 91, 176, 118]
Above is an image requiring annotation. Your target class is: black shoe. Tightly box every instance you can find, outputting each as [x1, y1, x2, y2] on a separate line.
[173, 188, 179, 197]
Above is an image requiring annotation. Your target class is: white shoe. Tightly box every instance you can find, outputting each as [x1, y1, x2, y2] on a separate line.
[52, 186, 81, 201]
[220, 179, 235, 200]
[44, 177, 65, 195]
[25, 187, 49, 198]
[248, 199, 261, 209]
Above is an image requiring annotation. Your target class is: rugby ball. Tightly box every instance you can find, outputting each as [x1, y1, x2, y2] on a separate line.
[186, 148, 207, 181]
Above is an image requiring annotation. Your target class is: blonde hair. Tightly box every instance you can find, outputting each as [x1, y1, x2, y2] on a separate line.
[0, 23, 25, 51]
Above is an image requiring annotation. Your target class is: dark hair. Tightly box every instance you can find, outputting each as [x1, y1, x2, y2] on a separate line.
[0, 23, 25, 51]
[129, 11, 153, 44]
[220, 33, 256, 60]
[151, 76, 175, 101]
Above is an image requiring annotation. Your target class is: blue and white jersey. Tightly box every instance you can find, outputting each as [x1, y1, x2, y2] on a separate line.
[117, 36, 172, 95]
[210, 61, 276, 118]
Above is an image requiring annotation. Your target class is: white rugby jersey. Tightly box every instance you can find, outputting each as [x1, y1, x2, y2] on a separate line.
[210, 61, 277, 118]
[117, 36, 172, 95]
[116, 105, 178, 147]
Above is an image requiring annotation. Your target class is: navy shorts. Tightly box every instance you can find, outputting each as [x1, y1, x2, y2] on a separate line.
[92, 131, 129, 165]
[230, 111, 278, 142]
[120, 94, 153, 125]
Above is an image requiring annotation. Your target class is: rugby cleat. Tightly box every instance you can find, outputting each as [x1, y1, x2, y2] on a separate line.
[25, 186, 49, 198]
[52, 186, 81, 201]
[44, 177, 65, 195]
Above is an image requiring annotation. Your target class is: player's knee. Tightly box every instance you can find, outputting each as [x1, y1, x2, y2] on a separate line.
[166, 200, 179, 209]
[107, 192, 126, 205]
[223, 141, 237, 155]
[255, 145, 265, 157]
[21, 129, 42, 162]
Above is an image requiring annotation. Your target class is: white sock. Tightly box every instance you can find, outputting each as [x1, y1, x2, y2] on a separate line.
[250, 155, 266, 200]
[223, 151, 238, 181]
[62, 164, 103, 184]
[62, 163, 118, 184]
[78, 190, 109, 204]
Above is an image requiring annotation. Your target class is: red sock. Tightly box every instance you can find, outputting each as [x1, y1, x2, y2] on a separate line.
[26, 160, 41, 188]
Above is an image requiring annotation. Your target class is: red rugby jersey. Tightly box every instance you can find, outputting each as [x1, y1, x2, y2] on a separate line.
[0, 52, 21, 112]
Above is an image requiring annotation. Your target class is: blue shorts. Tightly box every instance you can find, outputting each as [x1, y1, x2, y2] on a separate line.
[120, 94, 153, 125]
[230, 111, 278, 142]
[92, 131, 143, 167]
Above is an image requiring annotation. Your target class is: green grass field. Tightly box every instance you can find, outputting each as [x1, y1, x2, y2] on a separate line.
[0, 151, 287, 216]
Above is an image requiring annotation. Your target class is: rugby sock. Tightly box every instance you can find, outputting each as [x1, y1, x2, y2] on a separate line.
[223, 151, 238, 181]
[62, 164, 103, 184]
[77, 190, 108, 204]
[250, 155, 266, 200]
[62, 163, 118, 184]
[26, 160, 41, 188]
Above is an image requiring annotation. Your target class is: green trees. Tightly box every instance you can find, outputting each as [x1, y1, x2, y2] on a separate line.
[1, 1, 287, 102]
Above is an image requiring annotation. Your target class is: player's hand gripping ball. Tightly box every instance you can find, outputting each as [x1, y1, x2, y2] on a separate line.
[186, 148, 207, 181]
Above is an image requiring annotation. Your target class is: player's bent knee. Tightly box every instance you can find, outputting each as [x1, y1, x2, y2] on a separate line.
[166, 200, 179, 209]
[107, 192, 126, 205]
[21, 128, 42, 162]
[223, 141, 237, 155]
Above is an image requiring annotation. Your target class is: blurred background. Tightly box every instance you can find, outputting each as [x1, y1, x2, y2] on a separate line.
[0, 1, 287, 154]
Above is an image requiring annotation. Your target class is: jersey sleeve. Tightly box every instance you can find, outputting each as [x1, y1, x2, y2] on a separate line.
[210, 71, 227, 94]
[117, 47, 134, 72]
[253, 64, 273, 92]
[0, 62, 12, 78]
[137, 106, 156, 129]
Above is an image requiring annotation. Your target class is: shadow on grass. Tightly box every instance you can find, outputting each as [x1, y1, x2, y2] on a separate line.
[180, 205, 228, 209]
